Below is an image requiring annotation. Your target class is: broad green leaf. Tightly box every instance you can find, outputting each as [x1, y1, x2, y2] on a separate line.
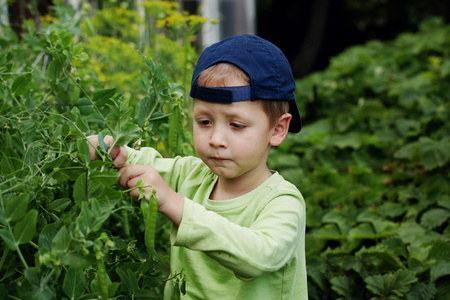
[405, 282, 437, 300]
[0, 147, 22, 176]
[13, 209, 38, 245]
[430, 261, 450, 282]
[420, 208, 450, 229]
[96, 186, 122, 213]
[127, 269, 139, 293]
[116, 268, 131, 293]
[330, 276, 363, 298]
[93, 88, 116, 106]
[73, 172, 88, 206]
[89, 170, 120, 186]
[46, 58, 62, 81]
[18, 267, 55, 300]
[116, 123, 141, 146]
[63, 267, 86, 300]
[135, 96, 156, 127]
[86, 113, 106, 128]
[0, 210, 7, 226]
[311, 223, 344, 240]
[365, 270, 417, 298]
[5, 193, 29, 222]
[77, 138, 91, 165]
[38, 222, 59, 250]
[356, 248, 405, 273]
[349, 223, 375, 239]
[327, 132, 362, 149]
[52, 226, 71, 253]
[427, 240, 450, 261]
[394, 142, 419, 161]
[49, 198, 72, 212]
[418, 137, 450, 170]
[76, 97, 94, 115]
[0, 228, 18, 250]
[90, 199, 111, 232]
[12, 73, 32, 96]
[60, 253, 94, 269]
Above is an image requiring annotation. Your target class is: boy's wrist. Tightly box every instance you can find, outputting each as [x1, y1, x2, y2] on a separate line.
[158, 192, 184, 226]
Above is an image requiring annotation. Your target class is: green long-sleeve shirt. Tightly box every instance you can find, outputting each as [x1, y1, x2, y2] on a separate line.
[127, 147, 308, 299]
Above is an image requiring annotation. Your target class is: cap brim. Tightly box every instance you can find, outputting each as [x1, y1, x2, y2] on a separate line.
[288, 100, 302, 133]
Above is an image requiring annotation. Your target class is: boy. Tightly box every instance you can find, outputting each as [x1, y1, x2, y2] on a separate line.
[89, 34, 307, 299]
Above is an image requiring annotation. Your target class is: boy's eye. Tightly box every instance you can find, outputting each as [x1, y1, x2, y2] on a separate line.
[197, 119, 211, 126]
[230, 122, 246, 129]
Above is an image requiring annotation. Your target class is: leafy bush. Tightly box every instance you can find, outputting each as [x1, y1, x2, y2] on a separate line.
[0, 24, 190, 299]
[269, 18, 450, 299]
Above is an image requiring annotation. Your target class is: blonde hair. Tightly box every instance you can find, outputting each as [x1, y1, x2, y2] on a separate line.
[197, 62, 290, 128]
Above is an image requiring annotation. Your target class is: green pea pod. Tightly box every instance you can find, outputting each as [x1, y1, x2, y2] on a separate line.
[141, 194, 158, 257]
[172, 282, 181, 300]
[97, 257, 109, 299]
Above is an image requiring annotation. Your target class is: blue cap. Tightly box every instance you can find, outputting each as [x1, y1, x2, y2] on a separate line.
[190, 34, 302, 133]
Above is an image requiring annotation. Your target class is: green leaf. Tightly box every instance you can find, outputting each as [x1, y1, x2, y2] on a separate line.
[73, 172, 88, 206]
[430, 261, 450, 282]
[76, 97, 94, 115]
[420, 208, 450, 229]
[93, 88, 116, 106]
[12, 73, 32, 96]
[116, 268, 131, 293]
[77, 138, 91, 165]
[49, 198, 72, 212]
[394, 141, 419, 161]
[86, 113, 106, 128]
[46, 58, 62, 81]
[135, 96, 156, 127]
[349, 223, 375, 239]
[13, 209, 38, 245]
[418, 137, 450, 170]
[89, 170, 120, 186]
[0, 228, 18, 250]
[127, 269, 139, 293]
[52, 226, 71, 253]
[311, 223, 344, 240]
[365, 270, 417, 299]
[327, 132, 362, 149]
[63, 267, 86, 300]
[330, 276, 363, 298]
[5, 193, 29, 222]
[405, 282, 437, 300]
[38, 222, 59, 251]
[0, 147, 22, 176]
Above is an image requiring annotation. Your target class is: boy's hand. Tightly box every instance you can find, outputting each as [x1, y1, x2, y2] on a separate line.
[119, 164, 184, 226]
[87, 135, 128, 166]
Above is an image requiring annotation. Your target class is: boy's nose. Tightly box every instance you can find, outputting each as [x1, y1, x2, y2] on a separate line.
[209, 127, 227, 148]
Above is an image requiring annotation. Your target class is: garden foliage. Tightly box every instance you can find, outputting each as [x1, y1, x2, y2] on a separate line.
[0, 2, 198, 299]
[1, 0, 449, 299]
[269, 18, 450, 299]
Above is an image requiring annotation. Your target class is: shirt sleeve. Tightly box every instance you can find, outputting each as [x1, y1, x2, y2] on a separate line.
[125, 146, 201, 191]
[171, 193, 305, 281]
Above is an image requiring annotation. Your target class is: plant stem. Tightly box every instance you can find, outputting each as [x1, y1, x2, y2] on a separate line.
[0, 247, 9, 270]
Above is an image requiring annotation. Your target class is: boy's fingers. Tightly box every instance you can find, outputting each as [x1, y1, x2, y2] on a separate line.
[118, 165, 143, 189]
[88, 135, 99, 161]
[111, 146, 128, 167]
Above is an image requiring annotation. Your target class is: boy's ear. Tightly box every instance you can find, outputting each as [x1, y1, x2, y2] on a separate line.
[270, 113, 292, 146]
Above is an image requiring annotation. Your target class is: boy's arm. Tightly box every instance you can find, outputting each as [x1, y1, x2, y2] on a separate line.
[172, 193, 305, 280]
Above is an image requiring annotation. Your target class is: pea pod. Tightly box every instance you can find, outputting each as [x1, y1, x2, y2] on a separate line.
[97, 257, 109, 299]
[140, 193, 158, 258]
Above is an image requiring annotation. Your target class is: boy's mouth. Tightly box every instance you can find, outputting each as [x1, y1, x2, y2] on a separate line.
[211, 156, 229, 162]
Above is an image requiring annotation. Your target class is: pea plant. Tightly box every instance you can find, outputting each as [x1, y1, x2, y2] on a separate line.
[0, 29, 188, 299]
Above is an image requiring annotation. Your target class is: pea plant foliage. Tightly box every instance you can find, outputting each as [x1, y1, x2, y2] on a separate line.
[0, 30, 188, 299]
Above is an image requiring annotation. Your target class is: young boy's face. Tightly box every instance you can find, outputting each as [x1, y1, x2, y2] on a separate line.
[193, 99, 275, 181]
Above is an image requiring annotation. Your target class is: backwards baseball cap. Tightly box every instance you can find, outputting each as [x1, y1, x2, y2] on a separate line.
[190, 34, 302, 133]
